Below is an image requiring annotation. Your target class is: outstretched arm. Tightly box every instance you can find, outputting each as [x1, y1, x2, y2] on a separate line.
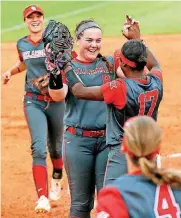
[2, 60, 26, 84]
[64, 65, 104, 101]
[72, 83, 104, 101]
[122, 15, 161, 72]
[146, 47, 161, 72]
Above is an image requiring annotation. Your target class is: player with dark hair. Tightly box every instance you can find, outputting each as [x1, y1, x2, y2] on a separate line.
[2, 5, 65, 213]
[49, 31, 163, 187]
[96, 116, 181, 218]
[46, 15, 162, 217]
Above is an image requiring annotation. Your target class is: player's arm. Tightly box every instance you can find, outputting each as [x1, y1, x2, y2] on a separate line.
[146, 48, 163, 81]
[64, 65, 126, 109]
[122, 15, 162, 76]
[146, 47, 161, 72]
[2, 60, 26, 84]
[72, 83, 103, 101]
[48, 69, 68, 102]
[96, 186, 129, 218]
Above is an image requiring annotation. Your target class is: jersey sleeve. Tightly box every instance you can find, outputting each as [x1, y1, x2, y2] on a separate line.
[150, 70, 163, 82]
[16, 45, 23, 62]
[61, 70, 68, 85]
[96, 186, 129, 218]
[101, 79, 127, 109]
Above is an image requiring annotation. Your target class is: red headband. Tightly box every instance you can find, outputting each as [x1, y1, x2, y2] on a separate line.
[120, 51, 137, 68]
[121, 137, 160, 160]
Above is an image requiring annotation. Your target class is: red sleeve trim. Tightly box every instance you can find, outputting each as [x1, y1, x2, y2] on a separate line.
[101, 79, 127, 109]
[61, 70, 68, 85]
[17, 46, 23, 62]
[71, 50, 78, 59]
[151, 70, 163, 82]
[97, 186, 129, 218]
[114, 49, 121, 70]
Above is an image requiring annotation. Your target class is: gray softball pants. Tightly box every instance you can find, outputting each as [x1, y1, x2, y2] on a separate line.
[23, 95, 65, 167]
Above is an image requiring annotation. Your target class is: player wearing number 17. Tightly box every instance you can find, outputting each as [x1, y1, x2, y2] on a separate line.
[59, 36, 163, 185]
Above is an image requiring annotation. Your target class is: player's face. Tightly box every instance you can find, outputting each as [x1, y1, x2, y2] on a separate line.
[77, 28, 102, 62]
[24, 12, 44, 33]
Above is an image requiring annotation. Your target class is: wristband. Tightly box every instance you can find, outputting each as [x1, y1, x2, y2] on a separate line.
[49, 73, 63, 89]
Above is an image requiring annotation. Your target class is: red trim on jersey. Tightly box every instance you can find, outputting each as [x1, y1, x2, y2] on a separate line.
[24, 35, 42, 46]
[73, 58, 94, 65]
[114, 49, 121, 70]
[17, 46, 23, 61]
[97, 186, 129, 218]
[130, 76, 149, 84]
[120, 51, 137, 68]
[101, 79, 127, 109]
[61, 70, 68, 85]
[127, 170, 142, 175]
[151, 70, 163, 82]
[71, 50, 78, 59]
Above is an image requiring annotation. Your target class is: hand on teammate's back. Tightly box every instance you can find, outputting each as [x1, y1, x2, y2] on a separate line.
[122, 15, 141, 40]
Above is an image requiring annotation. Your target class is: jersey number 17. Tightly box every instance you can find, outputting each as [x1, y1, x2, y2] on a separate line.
[138, 89, 159, 116]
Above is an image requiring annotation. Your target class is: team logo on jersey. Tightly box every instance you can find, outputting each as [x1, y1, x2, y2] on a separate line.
[22, 49, 46, 60]
[110, 80, 117, 89]
[96, 211, 110, 218]
[74, 67, 109, 75]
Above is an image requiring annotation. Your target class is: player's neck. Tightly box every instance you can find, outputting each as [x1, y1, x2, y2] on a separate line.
[30, 31, 42, 42]
[128, 70, 146, 80]
[127, 157, 141, 173]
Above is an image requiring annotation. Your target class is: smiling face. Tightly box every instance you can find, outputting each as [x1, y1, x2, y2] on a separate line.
[24, 12, 44, 33]
[77, 28, 102, 62]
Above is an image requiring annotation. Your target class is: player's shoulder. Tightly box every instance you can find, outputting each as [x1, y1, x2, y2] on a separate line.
[111, 174, 147, 190]
[148, 70, 163, 82]
[17, 35, 29, 46]
[105, 55, 114, 63]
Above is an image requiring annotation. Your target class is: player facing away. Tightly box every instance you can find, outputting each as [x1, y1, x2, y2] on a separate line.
[2, 5, 65, 213]
[96, 116, 181, 218]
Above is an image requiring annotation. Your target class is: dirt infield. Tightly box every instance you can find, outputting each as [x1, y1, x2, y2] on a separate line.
[1, 34, 181, 218]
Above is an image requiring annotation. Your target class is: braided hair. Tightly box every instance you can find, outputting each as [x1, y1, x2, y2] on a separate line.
[124, 116, 181, 188]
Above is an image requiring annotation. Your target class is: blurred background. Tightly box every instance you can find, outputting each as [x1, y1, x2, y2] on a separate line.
[1, 1, 181, 42]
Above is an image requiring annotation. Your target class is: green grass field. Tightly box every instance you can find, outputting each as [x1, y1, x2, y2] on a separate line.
[1, 1, 181, 42]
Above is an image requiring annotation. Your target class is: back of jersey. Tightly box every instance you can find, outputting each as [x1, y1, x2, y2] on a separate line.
[124, 73, 163, 120]
[114, 175, 181, 218]
[106, 73, 163, 145]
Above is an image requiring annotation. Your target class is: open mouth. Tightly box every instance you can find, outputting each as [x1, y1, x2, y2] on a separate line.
[31, 23, 41, 27]
[88, 49, 98, 54]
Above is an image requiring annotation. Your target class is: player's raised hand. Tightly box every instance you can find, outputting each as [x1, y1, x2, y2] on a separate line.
[122, 15, 141, 40]
[2, 71, 11, 84]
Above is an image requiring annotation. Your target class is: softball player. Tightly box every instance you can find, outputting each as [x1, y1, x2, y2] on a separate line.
[2, 5, 65, 213]
[48, 19, 121, 218]
[96, 116, 181, 218]
[55, 36, 163, 186]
